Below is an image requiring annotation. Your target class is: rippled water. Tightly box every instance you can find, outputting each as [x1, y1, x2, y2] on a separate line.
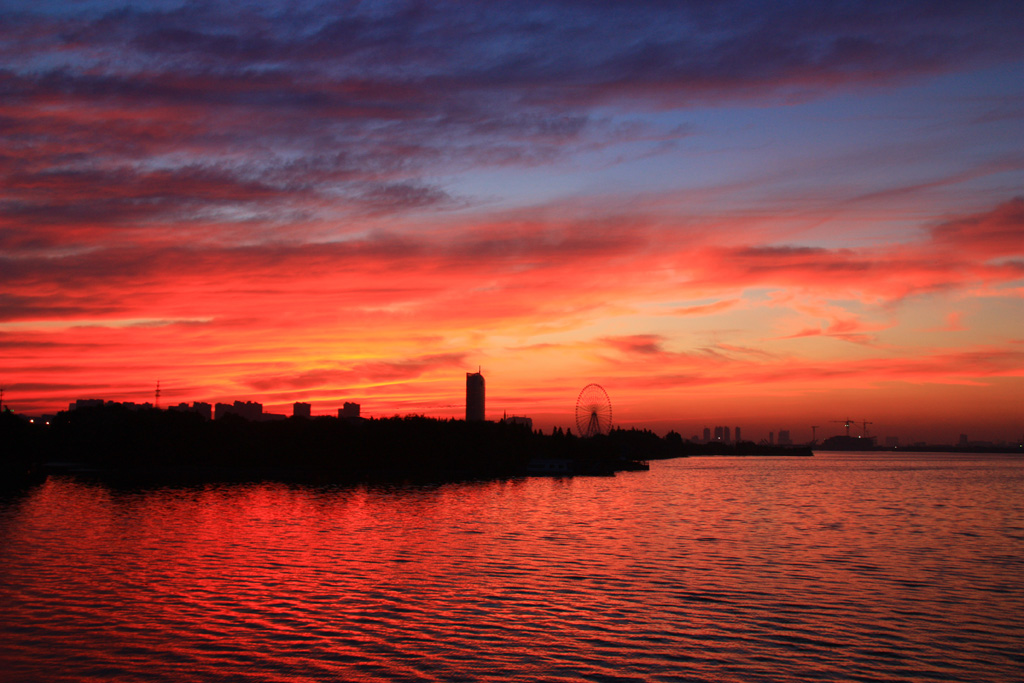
[1, 452, 1021, 682]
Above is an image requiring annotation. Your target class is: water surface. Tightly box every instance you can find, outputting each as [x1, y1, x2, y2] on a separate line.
[1, 452, 1021, 682]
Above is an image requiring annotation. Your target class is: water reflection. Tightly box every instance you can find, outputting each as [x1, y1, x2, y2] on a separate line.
[1, 454, 1021, 682]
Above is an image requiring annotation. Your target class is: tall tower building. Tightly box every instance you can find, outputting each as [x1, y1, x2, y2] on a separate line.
[466, 370, 485, 421]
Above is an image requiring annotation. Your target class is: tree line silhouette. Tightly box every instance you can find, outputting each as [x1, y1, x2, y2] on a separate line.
[1, 404, 812, 487]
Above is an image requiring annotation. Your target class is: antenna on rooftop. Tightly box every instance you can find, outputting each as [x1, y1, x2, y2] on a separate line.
[155, 380, 161, 409]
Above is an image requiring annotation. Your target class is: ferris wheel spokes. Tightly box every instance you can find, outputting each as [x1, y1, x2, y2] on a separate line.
[575, 383, 612, 437]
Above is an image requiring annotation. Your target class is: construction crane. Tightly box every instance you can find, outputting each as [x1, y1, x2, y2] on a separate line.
[831, 418, 855, 437]
[831, 418, 873, 438]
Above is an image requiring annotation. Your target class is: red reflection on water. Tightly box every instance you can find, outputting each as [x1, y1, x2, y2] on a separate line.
[1, 458, 1022, 682]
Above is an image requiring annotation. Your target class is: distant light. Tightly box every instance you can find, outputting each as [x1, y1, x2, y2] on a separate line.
[29, 419, 34, 423]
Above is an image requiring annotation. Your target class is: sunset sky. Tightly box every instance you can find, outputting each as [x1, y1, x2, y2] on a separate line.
[2, 1, 1022, 443]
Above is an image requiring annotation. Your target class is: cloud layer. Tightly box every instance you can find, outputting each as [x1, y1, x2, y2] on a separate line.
[2, 1, 1022, 442]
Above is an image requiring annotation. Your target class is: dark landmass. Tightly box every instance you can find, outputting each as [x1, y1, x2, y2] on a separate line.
[0, 406, 819, 487]
[0, 409, 48, 491]
[1, 406, 668, 485]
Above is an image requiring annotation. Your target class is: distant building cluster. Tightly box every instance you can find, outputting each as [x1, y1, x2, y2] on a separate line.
[215, 401, 271, 421]
[61, 367, 505, 428]
[68, 397, 362, 422]
[692, 424, 808, 446]
[699, 425, 743, 444]
[765, 430, 794, 446]
[71, 398, 156, 412]
[169, 401, 212, 420]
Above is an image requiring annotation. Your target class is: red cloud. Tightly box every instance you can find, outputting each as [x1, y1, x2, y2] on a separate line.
[930, 197, 1024, 259]
[672, 299, 740, 316]
[602, 335, 666, 355]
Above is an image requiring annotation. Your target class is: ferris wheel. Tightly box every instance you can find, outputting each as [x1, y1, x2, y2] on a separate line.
[575, 383, 613, 437]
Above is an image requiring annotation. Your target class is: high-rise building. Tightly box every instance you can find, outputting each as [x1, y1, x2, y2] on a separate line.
[70, 398, 105, 410]
[723, 426, 731, 444]
[466, 371, 485, 421]
[735, 427, 741, 443]
[703, 427, 711, 442]
[339, 402, 360, 419]
[778, 429, 792, 445]
[215, 401, 262, 421]
[293, 402, 311, 418]
[169, 401, 212, 420]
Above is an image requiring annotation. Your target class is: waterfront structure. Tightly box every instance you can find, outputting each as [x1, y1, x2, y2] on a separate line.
[293, 402, 311, 418]
[466, 371, 485, 421]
